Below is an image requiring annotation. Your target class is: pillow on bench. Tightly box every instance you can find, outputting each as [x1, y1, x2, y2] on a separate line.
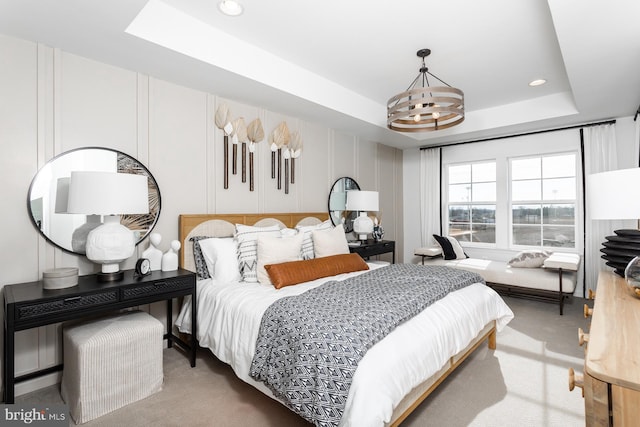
[508, 250, 552, 268]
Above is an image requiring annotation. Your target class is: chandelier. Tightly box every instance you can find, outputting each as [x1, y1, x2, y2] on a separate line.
[387, 49, 464, 132]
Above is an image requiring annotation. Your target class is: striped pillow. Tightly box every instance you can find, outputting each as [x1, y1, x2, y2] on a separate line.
[296, 220, 333, 259]
[235, 224, 281, 282]
[433, 235, 467, 260]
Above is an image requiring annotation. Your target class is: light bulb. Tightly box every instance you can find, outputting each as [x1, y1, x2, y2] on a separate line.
[414, 114, 421, 122]
[432, 111, 440, 119]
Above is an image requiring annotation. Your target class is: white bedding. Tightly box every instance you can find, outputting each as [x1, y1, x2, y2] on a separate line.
[176, 263, 514, 426]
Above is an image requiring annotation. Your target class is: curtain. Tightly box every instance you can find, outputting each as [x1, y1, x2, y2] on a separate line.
[583, 123, 624, 294]
[419, 147, 441, 247]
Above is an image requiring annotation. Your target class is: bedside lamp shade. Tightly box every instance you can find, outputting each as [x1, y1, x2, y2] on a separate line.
[346, 191, 379, 240]
[67, 171, 149, 281]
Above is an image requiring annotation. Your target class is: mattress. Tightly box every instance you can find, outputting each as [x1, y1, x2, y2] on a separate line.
[175, 263, 513, 426]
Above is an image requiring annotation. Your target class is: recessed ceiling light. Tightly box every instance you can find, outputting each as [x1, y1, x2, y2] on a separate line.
[218, 1, 243, 16]
[529, 79, 547, 87]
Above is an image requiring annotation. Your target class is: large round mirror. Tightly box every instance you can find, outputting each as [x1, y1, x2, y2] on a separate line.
[28, 147, 161, 254]
[328, 177, 360, 233]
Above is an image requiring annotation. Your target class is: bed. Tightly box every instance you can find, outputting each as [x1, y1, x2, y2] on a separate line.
[175, 213, 514, 426]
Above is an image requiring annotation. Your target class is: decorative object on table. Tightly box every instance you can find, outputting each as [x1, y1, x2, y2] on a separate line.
[67, 171, 149, 282]
[247, 118, 264, 192]
[587, 168, 640, 276]
[289, 130, 302, 184]
[161, 240, 181, 271]
[134, 258, 152, 278]
[346, 190, 379, 240]
[624, 256, 640, 298]
[270, 122, 290, 190]
[43, 267, 79, 290]
[142, 232, 163, 271]
[215, 103, 233, 189]
[232, 117, 248, 183]
[387, 48, 464, 133]
[373, 218, 384, 242]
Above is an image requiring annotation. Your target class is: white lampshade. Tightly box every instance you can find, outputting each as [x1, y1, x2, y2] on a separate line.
[67, 171, 149, 281]
[346, 191, 379, 240]
[346, 191, 379, 212]
[67, 171, 149, 216]
[587, 168, 640, 219]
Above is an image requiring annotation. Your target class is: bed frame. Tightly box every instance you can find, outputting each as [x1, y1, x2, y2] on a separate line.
[178, 213, 497, 426]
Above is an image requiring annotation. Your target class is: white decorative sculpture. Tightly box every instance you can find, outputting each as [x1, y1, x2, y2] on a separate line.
[142, 233, 163, 271]
[161, 240, 181, 272]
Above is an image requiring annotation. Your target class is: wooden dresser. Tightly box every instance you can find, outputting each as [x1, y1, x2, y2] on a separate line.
[571, 271, 640, 425]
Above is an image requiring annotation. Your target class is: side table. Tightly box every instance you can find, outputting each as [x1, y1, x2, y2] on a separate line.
[349, 240, 395, 263]
[3, 268, 196, 403]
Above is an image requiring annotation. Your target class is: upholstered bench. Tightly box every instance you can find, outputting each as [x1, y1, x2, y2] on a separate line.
[61, 311, 163, 424]
[415, 248, 580, 315]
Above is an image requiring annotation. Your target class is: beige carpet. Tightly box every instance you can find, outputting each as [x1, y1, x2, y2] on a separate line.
[17, 295, 589, 427]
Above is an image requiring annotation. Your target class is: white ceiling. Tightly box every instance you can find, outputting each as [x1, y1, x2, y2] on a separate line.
[1, 0, 639, 149]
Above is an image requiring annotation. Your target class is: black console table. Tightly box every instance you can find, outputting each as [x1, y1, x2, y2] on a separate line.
[3, 268, 196, 403]
[349, 240, 395, 263]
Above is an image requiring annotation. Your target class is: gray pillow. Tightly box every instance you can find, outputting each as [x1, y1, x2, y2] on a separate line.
[508, 250, 552, 268]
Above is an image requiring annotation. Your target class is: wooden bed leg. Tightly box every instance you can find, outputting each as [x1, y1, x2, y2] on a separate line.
[488, 329, 497, 350]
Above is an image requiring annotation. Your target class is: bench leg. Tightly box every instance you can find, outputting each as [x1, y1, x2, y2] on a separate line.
[558, 268, 564, 315]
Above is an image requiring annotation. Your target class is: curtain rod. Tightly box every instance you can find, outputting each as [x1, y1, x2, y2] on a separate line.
[419, 119, 617, 150]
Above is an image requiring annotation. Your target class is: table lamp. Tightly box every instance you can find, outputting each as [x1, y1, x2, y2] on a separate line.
[587, 168, 640, 276]
[346, 190, 379, 240]
[67, 171, 149, 281]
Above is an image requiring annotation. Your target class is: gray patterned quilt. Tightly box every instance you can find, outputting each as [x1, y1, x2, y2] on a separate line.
[249, 264, 484, 427]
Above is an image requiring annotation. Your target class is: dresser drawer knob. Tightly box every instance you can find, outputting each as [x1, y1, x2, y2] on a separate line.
[583, 304, 593, 318]
[568, 368, 584, 397]
[578, 328, 589, 347]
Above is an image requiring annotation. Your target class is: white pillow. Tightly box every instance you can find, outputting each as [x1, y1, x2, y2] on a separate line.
[235, 224, 281, 282]
[312, 223, 350, 258]
[296, 220, 333, 259]
[198, 237, 240, 283]
[256, 233, 304, 285]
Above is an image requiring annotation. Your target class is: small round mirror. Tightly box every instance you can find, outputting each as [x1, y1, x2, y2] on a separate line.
[27, 147, 161, 254]
[328, 177, 360, 232]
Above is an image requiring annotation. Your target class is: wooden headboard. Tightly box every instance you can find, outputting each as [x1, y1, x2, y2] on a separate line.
[179, 212, 329, 271]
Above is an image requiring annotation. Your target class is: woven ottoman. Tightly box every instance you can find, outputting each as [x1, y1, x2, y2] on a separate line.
[61, 311, 163, 424]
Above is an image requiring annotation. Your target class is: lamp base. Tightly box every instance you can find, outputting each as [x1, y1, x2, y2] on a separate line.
[97, 271, 124, 282]
[600, 229, 640, 276]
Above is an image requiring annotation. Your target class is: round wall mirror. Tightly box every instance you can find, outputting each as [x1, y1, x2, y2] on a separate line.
[27, 147, 161, 255]
[328, 177, 360, 232]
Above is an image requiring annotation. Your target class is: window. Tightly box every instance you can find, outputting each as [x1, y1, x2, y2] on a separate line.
[447, 162, 496, 243]
[510, 153, 576, 248]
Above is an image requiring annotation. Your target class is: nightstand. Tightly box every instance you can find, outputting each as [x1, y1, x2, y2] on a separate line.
[349, 240, 395, 263]
[3, 268, 196, 403]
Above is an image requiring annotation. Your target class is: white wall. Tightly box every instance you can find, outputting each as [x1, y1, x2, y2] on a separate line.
[0, 33, 403, 396]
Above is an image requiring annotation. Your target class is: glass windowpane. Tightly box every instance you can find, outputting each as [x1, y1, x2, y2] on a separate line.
[543, 226, 575, 248]
[449, 164, 470, 184]
[513, 225, 541, 246]
[472, 162, 496, 182]
[472, 182, 496, 202]
[543, 178, 576, 200]
[543, 154, 575, 178]
[543, 204, 575, 225]
[512, 204, 541, 224]
[471, 224, 495, 243]
[512, 158, 540, 180]
[472, 205, 496, 223]
[449, 205, 470, 223]
[448, 223, 470, 242]
[449, 184, 471, 202]
[512, 180, 541, 201]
